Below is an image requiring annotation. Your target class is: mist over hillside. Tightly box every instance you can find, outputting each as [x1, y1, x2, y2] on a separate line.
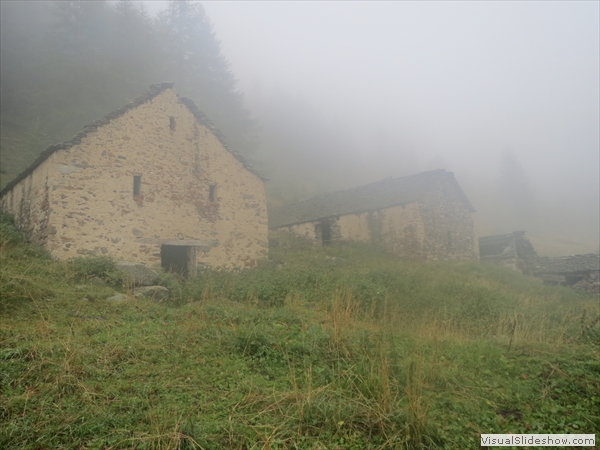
[1, 1, 598, 255]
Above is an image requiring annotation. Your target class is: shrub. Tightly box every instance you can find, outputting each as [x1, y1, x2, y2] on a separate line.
[67, 255, 125, 287]
[0, 209, 25, 248]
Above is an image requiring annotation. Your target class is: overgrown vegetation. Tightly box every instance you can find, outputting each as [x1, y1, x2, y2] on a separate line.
[66, 255, 125, 287]
[1, 216, 598, 449]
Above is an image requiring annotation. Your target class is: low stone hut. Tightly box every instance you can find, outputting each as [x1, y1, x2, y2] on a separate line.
[478, 231, 538, 275]
[0, 83, 269, 274]
[269, 170, 479, 261]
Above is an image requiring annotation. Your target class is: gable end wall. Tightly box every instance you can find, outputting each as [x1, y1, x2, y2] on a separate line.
[417, 181, 479, 261]
[1, 89, 268, 269]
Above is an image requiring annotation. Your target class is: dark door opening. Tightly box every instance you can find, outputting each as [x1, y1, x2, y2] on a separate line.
[161, 245, 194, 277]
[321, 221, 331, 246]
[565, 275, 583, 286]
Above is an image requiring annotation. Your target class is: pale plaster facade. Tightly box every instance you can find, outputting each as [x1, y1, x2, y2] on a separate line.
[0, 83, 268, 272]
[270, 170, 479, 262]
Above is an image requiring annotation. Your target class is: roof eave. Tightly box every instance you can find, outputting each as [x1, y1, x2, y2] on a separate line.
[0, 82, 175, 198]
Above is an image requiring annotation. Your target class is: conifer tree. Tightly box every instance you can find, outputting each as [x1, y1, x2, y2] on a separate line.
[156, 0, 258, 157]
[498, 149, 537, 228]
[0, 0, 260, 188]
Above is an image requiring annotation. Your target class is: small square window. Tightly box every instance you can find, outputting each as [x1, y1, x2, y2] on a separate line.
[133, 176, 142, 196]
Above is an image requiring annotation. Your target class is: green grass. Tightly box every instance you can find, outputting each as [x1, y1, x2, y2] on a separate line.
[1, 214, 599, 449]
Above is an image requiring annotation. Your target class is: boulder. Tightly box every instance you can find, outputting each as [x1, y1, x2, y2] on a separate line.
[106, 293, 129, 302]
[133, 286, 169, 302]
[90, 277, 107, 286]
[116, 261, 158, 286]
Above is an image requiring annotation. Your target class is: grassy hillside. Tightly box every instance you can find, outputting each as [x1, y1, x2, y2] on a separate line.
[1, 213, 599, 449]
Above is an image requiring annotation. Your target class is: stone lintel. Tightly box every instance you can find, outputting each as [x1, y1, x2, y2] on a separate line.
[136, 238, 217, 249]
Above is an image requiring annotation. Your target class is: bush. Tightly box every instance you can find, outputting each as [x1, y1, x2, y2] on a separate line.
[154, 270, 183, 304]
[0, 209, 25, 248]
[67, 255, 125, 287]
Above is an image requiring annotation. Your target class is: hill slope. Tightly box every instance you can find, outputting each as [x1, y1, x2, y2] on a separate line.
[1, 213, 599, 449]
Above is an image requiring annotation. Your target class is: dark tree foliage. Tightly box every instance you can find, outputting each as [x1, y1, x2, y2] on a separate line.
[156, 1, 259, 155]
[498, 150, 537, 227]
[0, 0, 258, 188]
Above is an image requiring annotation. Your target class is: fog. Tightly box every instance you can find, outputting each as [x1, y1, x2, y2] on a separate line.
[199, 1, 599, 254]
[2, 1, 598, 255]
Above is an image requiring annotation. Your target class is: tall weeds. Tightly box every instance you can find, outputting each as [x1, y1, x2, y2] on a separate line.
[2, 218, 598, 449]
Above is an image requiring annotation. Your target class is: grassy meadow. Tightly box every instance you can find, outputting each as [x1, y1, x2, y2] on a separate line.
[1, 213, 599, 449]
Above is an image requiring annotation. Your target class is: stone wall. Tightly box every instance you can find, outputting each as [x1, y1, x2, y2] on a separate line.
[275, 221, 319, 244]
[335, 203, 426, 259]
[0, 157, 54, 247]
[417, 179, 479, 261]
[274, 201, 475, 262]
[534, 253, 600, 291]
[0, 89, 268, 269]
[479, 231, 538, 274]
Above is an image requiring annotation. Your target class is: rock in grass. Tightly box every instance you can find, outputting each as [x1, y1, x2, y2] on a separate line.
[115, 261, 158, 286]
[133, 286, 169, 302]
[90, 277, 108, 286]
[106, 293, 129, 302]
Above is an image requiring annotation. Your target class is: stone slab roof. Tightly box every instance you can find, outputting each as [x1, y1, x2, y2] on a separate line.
[269, 169, 475, 229]
[534, 254, 600, 275]
[479, 231, 532, 257]
[0, 83, 264, 198]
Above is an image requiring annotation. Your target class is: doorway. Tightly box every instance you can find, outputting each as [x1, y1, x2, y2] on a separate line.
[320, 221, 332, 246]
[161, 245, 196, 277]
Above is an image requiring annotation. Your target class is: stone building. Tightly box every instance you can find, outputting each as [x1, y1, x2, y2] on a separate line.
[479, 232, 599, 292]
[269, 170, 479, 261]
[0, 83, 269, 274]
[479, 231, 539, 275]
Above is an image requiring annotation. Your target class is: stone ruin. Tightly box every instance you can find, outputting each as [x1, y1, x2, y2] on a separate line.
[534, 253, 600, 293]
[478, 231, 538, 275]
[479, 231, 600, 293]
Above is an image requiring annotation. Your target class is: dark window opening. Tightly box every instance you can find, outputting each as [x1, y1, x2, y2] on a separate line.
[133, 176, 142, 196]
[209, 185, 216, 202]
[161, 245, 196, 277]
[169, 116, 176, 131]
[321, 221, 331, 246]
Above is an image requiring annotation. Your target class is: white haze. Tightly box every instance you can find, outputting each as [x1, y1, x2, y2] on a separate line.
[151, 1, 600, 254]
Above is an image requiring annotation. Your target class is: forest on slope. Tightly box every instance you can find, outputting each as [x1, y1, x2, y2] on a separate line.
[0, 1, 258, 190]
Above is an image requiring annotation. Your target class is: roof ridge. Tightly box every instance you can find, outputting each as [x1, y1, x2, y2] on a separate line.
[269, 170, 474, 229]
[0, 83, 265, 197]
[178, 97, 266, 180]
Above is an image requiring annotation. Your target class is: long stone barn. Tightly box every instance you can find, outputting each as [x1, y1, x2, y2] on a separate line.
[269, 170, 479, 261]
[0, 83, 269, 274]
